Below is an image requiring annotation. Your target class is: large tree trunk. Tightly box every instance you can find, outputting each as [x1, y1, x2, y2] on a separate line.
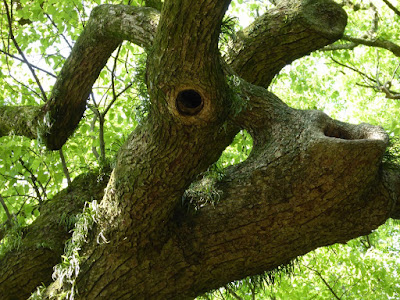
[1, 0, 400, 299]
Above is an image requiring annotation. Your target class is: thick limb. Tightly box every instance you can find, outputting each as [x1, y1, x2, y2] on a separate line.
[0, 5, 159, 150]
[227, 0, 347, 87]
[56, 83, 394, 299]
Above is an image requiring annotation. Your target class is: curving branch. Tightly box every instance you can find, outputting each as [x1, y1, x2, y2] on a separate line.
[62, 80, 396, 299]
[0, 5, 159, 150]
[342, 34, 400, 57]
[227, 0, 347, 87]
[40, 5, 159, 150]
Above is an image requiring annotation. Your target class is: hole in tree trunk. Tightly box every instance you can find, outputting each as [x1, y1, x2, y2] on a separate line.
[176, 89, 204, 116]
[324, 126, 353, 140]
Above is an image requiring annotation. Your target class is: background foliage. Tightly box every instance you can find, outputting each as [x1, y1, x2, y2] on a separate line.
[0, 0, 399, 298]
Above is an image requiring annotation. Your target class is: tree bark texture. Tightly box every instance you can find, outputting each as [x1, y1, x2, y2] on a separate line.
[1, 0, 400, 299]
[0, 170, 110, 299]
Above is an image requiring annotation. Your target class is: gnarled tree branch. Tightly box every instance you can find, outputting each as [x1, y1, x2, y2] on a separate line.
[64, 81, 395, 299]
[227, 0, 347, 87]
[0, 5, 159, 150]
[2, 1, 399, 299]
[40, 5, 159, 150]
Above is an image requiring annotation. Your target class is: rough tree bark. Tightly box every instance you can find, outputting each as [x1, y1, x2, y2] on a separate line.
[1, 0, 400, 299]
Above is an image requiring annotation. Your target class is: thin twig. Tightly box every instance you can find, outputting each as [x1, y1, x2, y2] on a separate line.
[26, 148, 49, 199]
[98, 116, 106, 163]
[45, 13, 73, 50]
[3, 0, 48, 101]
[321, 42, 358, 52]
[111, 45, 122, 101]
[104, 45, 135, 116]
[342, 34, 400, 57]
[382, 0, 400, 17]
[224, 286, 243, 300]
[12, 190, 31, 216]
[391, 62, 400, 82]
[330, 57, 376, 82]
[3, 52, 43, 98]
[103, 82, 134, 117]
[89, 94, 101, 161]
[304, 265, 341, 300]
[218, 289, 226, 299]
[332, 57, 400, 98]
[7, 69, 43, 99]
[0, 194, 12, 222]
[59, 147, 71, 186]
[3, 193, 41, 202]
[88, 102, 102, 162]
[0, 49, 57, 78]
[18, 158, 43, 205]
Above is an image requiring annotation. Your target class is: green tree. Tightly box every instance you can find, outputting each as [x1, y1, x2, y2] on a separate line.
[0, 0, 400, 299]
